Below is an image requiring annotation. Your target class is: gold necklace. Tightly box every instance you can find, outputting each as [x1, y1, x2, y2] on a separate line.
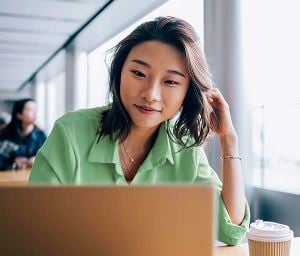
[119, 144, 135, 174]
[122, 142, 135, 163]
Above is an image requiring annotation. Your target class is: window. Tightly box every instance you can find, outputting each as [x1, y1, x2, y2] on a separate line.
[87, 0, 204, 108]
[242, 0, 300, 193]
[36, 81, 46, 131]
[45, 72, 66, 133]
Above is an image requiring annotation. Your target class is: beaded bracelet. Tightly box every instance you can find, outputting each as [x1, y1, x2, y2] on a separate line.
[221, 155, 242, 160]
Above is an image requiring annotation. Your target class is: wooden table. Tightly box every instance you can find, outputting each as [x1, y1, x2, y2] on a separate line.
[0, 170, 30, 185]
[0, 173, 298, 255]
[215, 237, 300, 256]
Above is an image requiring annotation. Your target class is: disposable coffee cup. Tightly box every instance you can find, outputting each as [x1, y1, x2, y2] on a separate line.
[246, 220, 294, 256]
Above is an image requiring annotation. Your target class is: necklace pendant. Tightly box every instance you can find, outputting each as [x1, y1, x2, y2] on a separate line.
[121, 143, 136, 164]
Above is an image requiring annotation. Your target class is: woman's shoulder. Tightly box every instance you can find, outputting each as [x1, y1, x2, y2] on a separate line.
[165, 126, 207, 164]
[170, 140, 207, 159]
[48, 105, 111, 139]
[32, 126, 47, 138]
[56, 105, 110, 127]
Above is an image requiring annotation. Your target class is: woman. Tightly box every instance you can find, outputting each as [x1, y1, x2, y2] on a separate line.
[29, 17, 250, 245]
[0, 98, 46, 170]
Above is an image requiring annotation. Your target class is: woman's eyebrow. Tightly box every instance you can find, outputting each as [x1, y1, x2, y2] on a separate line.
[166, 70, 186, 78]
[130, 58, 186, 78]
[131, 59, 151, 68]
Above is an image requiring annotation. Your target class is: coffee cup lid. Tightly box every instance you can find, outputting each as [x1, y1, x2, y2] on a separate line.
[246, 220, 294, 242]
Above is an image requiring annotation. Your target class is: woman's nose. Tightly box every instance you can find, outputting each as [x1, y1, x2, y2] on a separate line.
[140, 80, 161, 102]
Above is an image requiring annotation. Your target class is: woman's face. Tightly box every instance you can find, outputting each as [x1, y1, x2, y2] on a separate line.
[120, 40, 190, 132]
[17, 101, 37, 125]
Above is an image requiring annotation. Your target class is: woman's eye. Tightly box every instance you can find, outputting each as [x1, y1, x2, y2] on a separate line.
[131, 70, 146, 78]
[165, 80, 179, 86]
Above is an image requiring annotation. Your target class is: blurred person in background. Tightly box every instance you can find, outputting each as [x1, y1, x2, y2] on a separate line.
[0, 98, 46, 171]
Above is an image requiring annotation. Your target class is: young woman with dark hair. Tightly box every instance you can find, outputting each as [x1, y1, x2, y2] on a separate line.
[0, 98, 46, 170]
[29, 17, 249, 245]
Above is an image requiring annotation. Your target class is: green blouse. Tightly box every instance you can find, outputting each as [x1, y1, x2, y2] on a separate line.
[29, 106, 250, 245]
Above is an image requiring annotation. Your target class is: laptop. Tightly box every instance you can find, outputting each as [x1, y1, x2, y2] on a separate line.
[0, 185, 215, 256]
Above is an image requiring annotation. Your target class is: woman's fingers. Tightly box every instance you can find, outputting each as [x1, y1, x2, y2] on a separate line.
[204, 88, 236, 136]
[205, 88, 229, 108]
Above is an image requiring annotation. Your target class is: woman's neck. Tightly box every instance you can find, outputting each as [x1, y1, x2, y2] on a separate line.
[21, 123, 34, 136]
[119, 125, 160, 182]
[125, 125, 159, 153]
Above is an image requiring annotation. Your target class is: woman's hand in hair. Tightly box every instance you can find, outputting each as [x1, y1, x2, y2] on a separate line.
[205, 88, 237, 140]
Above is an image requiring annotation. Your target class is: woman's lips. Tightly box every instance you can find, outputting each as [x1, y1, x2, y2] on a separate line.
[134, 104, 161, 114]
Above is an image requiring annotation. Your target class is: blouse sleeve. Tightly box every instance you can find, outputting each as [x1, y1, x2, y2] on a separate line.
[193, 147, 250, 245]
[29, 120, 76, 184]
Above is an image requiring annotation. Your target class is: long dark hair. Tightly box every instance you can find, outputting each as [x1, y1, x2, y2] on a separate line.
[3, 98, 35, 138]
[98, 16, 213, 148]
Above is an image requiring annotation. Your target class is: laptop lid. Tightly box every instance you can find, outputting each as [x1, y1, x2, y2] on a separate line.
[0, 185, 215, 256]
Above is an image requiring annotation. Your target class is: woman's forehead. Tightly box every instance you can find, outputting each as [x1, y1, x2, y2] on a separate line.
[126, 40, 188, 74]
[24, 101, 36, 109]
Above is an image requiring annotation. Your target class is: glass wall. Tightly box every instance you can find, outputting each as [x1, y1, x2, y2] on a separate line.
[46, 72, 66, 133]
[35, 81, 46, 131]
[242, 0, 300, 193]
[35, 72, 66, 134]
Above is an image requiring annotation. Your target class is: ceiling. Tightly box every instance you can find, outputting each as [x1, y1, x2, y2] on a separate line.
[0, 0, 111, 93]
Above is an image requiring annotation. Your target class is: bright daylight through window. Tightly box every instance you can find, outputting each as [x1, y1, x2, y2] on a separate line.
[242, 0, 300, 193]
